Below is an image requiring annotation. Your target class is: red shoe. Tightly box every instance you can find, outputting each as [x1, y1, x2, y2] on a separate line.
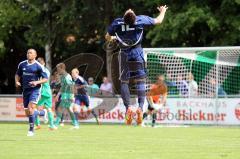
[136, 108, 143, 125]
[125, 108, 133, 125]
[34, 125, 41, 130]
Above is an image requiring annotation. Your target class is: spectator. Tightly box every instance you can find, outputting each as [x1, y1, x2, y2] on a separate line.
[166, 74, 189, 96]
[188, 73, 198, 97]
[87, 77, 99, 96]
[208, 78, 227, 97]
[98, 76, 113, 96]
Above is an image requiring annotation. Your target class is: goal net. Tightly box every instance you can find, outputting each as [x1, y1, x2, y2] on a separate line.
[144, 47, 240, 98]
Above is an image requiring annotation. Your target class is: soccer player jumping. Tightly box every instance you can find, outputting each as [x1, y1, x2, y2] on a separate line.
[15, 49, 48, 136]
[105, 5, 168, 125]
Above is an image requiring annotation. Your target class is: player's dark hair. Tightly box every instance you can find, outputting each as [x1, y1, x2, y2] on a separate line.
[124, 12, 136, 25]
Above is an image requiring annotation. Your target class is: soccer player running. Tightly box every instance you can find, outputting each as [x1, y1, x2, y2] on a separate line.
[105, 5, 168, 125]
[143, 75, 168, 127]
[71, 68, 99, 124]
[15, 49, 48, 136]
[54, 63, 79, 129]
[34, 57, 56, 130]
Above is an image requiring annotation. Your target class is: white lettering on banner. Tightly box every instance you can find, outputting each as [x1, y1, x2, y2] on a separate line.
[176, 99, 227, 108]
[0, 97, 239, 125]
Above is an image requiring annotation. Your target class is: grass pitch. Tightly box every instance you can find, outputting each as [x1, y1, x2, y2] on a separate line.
[0, 123, 239, 159]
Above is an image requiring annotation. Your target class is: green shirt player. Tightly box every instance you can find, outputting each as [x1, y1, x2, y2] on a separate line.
[54, 63, 79, 129]
[33, 57, 56, 130]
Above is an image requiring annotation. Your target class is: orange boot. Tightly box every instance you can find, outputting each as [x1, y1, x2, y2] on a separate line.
[136, 108, 143, 125]
[125, 108, 133, 125]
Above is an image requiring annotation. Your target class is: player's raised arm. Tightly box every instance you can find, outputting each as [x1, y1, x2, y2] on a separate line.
[154, 5, 168, 25]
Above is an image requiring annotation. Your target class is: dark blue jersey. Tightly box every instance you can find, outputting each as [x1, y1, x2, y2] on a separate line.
[74, 76, 88, 95]
[107, 15, 155, 48]
[16, 60, 48, 89]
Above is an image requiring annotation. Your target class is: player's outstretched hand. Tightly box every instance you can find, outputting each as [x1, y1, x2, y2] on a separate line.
[15, 81, 21, 88]
[29, 81, 38, 87]
[157, 5, 168, 13]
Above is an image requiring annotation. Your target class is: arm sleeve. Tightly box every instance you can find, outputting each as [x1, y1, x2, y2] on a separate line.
[139, 15, 155, 26]
[39, 66, 48, 79]
[66, 75, 74, 85]
[107, 21, 116, 36]
[16, 63, 23, 76]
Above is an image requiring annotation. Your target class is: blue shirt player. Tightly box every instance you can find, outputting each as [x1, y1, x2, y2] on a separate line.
[105, 5, 168, 125]
[71, 68, 99, 124]
[15, 49, 48, 136]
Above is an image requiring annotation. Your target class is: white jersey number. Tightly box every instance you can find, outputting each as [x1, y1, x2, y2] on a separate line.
[121, 25, 135, 32]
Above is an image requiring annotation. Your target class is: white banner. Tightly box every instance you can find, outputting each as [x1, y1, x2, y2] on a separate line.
[0, 96, 239, 125]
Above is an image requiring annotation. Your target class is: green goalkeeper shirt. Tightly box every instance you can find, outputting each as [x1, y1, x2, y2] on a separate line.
[41, 67, 52, 98]
[60, 73, 74, 100]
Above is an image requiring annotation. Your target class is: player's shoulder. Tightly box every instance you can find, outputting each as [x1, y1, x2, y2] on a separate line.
[34, 60, 45, 70]
[111, 18, 124, 26]
[66, 73, 73, 80]
[77, 76, 85, 82]
[18, 60, 27, 67]
[136, 15, 147, 20]
[136, 15, 154, 24]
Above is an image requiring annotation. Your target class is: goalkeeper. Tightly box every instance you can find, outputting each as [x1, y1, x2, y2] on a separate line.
[142, 75, 168, 127]
[105, 5, 168, 125]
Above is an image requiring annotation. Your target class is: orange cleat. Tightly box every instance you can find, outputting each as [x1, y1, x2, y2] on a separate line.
[34, 125, 41, 130]
[136, 108, 143, 125]
[125, 108, 133, 125]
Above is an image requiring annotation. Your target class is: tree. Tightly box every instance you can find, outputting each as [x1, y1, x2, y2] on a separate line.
[145, 0, 240, 47]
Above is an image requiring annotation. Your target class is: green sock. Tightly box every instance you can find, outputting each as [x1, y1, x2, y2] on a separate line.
[48, 111, 54, 128]
[35, 116, 40, 126]
[54, 111, 63, 126]
[68, 109, 78, 126]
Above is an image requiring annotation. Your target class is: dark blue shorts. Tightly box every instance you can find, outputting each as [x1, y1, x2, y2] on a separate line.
[75, 95, 89, 107]
[119, 47, 146, 81]
[22, 88, 41, 109]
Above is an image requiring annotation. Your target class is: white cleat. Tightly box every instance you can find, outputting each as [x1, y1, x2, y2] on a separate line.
[141, 121, 146, 127]
[27, 131, 34, 137]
